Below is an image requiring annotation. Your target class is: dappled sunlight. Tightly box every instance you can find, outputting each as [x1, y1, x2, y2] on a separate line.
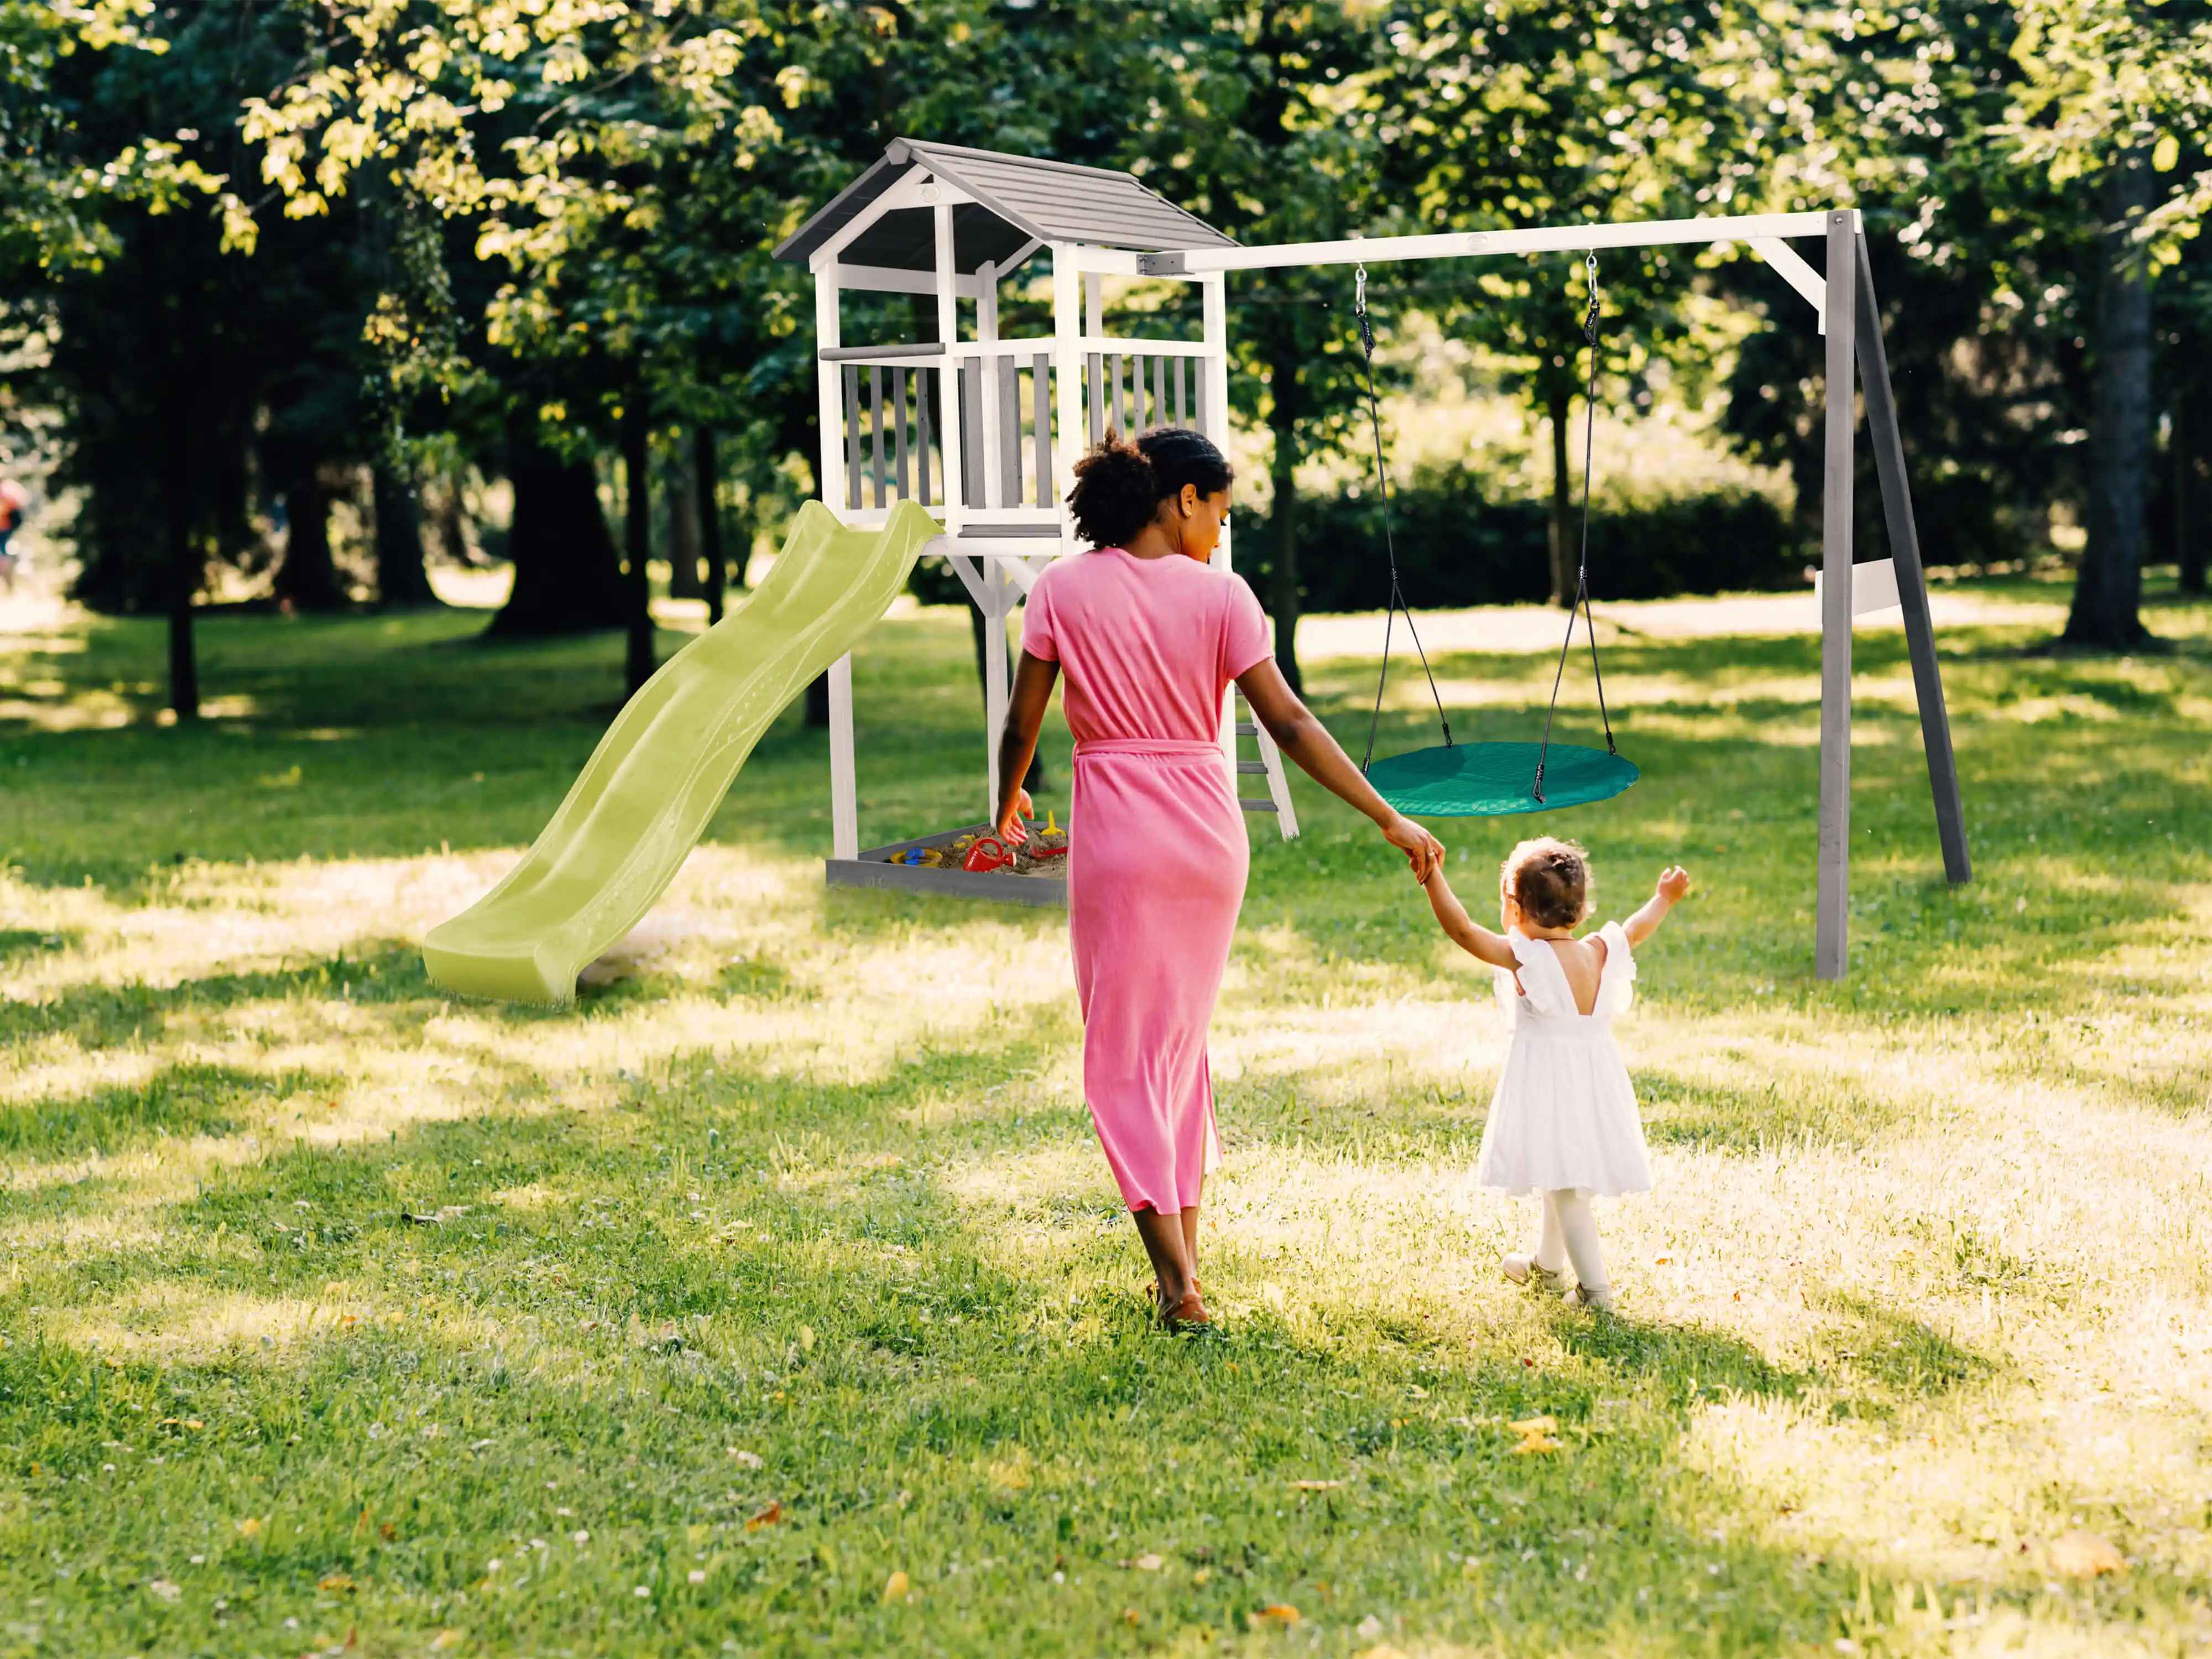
[43, 1286, 346, 1360]
[5, 592, 2211, 1655]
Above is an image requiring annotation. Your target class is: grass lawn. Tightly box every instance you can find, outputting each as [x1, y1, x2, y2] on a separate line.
[2, 575, 2210, 1658]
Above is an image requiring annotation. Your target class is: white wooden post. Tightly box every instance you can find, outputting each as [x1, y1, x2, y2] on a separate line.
[983, 569, 1010, 821]
[814, 268, 860, 862]
[977, 259, 1003, 508]
[1084, 271, 1104, 339]
[933, 194, 964, 529]
[814, 269, 845, 512]
[828, 654, 858, 860]
[1052, 244, 1083, 539]
[1816, 209, 1858, 980]
[1201, 272, 1239, 799]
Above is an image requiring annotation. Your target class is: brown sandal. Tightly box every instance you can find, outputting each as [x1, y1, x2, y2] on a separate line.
[1159, 1288, 1213, 1331]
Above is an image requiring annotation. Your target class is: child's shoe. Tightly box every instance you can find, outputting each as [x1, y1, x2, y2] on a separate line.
[1562, 1282, 1617, 1312]
[1501, 1253, 1570, 1291]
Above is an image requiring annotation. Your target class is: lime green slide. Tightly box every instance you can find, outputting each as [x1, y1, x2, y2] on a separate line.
[422, 499, 941, 1005]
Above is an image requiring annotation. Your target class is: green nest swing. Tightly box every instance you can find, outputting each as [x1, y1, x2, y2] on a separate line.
[1351, 254, 1637, 820]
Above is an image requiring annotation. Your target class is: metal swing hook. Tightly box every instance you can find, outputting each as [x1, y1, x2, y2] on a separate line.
[1354, 263, 1374, 358]
[1583, 250, 1600, 346]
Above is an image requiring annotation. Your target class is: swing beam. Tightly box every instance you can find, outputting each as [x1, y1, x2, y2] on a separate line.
[1147, 207, 1972, 982]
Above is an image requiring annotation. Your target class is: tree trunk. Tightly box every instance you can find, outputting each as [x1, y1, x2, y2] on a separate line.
[429, 469, 478, 566]
[165, 451, 199, 720]
[2064, 157, 2155, 648]
[149, 217, 198, 717]
[274, 470, 346, 611]
[488, 421, 624, 637]
[696, 425, 726, 624]
[373, 465, 441, 607]
[623, 393, 655, 697]
[2179, 391, 2207, 596]
[1547, 380, 1573, 609]
[1268, 339, 1303, 695]
[665, 431, 704, 599]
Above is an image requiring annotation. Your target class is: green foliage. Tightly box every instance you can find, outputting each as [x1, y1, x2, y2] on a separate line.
[1266, 467, 1798, 613]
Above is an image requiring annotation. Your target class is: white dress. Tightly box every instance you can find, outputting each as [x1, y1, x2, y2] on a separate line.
[1474, 922, 1653, 1197]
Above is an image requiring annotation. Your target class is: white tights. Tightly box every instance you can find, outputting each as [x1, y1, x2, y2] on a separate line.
[1532, 1189, 1610, 1296]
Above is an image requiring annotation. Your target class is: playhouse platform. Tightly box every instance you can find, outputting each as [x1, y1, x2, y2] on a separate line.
[825, 822, 1068, 908]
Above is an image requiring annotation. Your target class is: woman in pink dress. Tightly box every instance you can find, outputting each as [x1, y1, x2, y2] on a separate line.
[994, 429, 1444, 1329]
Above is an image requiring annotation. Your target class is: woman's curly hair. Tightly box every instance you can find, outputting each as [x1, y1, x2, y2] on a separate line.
[1502, 837, 1592, 931]
[1066, 426, 1234, 549]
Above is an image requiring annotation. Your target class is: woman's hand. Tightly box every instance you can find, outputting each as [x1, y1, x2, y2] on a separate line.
[1380, 812, 1444, 883]
[997, 788, 1035, 846]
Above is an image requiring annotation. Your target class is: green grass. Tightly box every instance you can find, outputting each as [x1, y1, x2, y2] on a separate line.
[2, 576, 2210, 1657]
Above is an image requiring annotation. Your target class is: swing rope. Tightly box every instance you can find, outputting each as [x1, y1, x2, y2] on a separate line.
[1533, 251, 1619, 804]
[1353, 264, 1452, 774]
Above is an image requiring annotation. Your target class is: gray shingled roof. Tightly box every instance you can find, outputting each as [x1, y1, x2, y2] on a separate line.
[773, 138, 1235, 274]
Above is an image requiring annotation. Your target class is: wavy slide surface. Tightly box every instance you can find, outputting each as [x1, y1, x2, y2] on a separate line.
[424, 499, 941, 1004]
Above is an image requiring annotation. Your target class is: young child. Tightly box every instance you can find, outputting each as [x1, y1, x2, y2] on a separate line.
[1421, 838, 1691, 1311]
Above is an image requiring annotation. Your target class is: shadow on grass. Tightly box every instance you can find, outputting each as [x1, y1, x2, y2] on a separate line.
[4, 1026, 2197, 1656]
[1637, 1067, 1903, 1155]
[0, 927, 77, 962]
[1809, 1293, 2005, 1417]
[0, 941, 437, 1052]
[0, 1061, 340, 1161]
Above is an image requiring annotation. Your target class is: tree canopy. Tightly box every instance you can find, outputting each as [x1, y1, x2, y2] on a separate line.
[8, 0, 2212, 712]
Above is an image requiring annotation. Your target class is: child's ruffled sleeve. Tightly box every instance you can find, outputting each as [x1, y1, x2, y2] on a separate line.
[1597, 920, 1637, 1015]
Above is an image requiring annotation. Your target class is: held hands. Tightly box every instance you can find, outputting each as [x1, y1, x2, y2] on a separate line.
[996, 789, 1035, 847]
[1381, 813, 1446, 883]
[1655, 865, 1692, 905]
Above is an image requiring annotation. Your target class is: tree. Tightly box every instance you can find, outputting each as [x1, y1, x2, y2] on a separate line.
[2007, 0, 2212, 646]
[1378, 2, 1751, 608]
[1699, 4, 2096, 578]
[6, 0, 274, 717]
[1133, 1, 1385, 693]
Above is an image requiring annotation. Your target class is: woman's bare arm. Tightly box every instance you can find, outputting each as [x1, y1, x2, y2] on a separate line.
[993, 649, 1061, 842]
[1235, 657, 1443, 881]
[1421, 866, 1519, 968]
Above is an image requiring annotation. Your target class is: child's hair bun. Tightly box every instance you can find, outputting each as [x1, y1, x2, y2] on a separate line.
[1503, 837, 1592, 930]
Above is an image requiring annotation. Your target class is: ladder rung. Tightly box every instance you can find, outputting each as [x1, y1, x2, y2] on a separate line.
[1235, 722, 1259, 737]
[1240, 798, 1279, 812]
[1235, 760, 1268, 774]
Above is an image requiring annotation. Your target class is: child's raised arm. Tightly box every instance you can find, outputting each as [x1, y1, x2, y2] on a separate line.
[1624, 865, 1692, 947]
[1422, 865, 1519, 969]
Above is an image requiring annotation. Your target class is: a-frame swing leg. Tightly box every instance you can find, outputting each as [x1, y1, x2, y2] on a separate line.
[1815, 216, 1975, 982]
[1816, 211, 1857, 981]
[1854, 234, 1971, 888]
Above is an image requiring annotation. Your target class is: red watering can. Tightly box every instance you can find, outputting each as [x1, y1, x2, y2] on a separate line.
[961, 836, 1013, 874]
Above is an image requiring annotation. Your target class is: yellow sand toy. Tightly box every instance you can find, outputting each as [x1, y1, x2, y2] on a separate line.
[422, 499, 940, 1004]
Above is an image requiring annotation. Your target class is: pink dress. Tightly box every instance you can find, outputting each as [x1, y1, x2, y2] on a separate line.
[1019, 549, 1272, 1214]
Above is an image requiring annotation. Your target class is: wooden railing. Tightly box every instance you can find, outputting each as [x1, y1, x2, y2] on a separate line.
[825, 338, 1215, 518]
[1081, 345, 1212, 446]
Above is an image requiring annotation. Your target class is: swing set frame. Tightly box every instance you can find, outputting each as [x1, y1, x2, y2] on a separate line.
[1144, 207, 1973, 982]
[779, 141, 1969, 979]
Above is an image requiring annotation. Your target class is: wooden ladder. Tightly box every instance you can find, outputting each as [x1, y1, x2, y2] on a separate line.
[1232, 689, 1299, 838]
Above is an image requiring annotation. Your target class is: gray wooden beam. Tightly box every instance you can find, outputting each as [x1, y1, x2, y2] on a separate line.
[1854, 234, 1971, 886]
[1817, 210, 1858, 981]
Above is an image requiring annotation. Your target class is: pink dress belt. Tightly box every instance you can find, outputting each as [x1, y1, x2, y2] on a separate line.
[1074, 739, 1221, 758]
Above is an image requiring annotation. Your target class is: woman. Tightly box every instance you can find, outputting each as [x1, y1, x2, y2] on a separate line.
[995, 427, 1445, 1329]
